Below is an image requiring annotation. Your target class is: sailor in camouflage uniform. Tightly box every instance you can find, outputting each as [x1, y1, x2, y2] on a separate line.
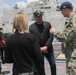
[50, 1, 76, 75]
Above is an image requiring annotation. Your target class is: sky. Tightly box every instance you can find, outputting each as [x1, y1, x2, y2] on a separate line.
[0, 0, 76, 17]
[0, 0, 75, 9]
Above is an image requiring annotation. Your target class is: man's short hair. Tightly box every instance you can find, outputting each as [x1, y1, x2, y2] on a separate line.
[60, 1, 73, 10]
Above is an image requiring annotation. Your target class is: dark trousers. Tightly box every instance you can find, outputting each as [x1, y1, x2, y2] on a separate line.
[0, 47, 5, 63]
[33, 53, 56, 75]
[43, 53, 56, 75]
[0, 62, 1, 74]
[12, 65, 19, 75]
[0, 48, 3, 74]
[1, 49, 4, 63]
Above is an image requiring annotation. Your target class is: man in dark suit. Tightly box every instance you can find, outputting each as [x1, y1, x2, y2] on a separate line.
[29, 10, 56, 75]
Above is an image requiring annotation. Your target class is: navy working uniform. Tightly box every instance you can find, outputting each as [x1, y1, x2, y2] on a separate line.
[51, 1, 76, 75]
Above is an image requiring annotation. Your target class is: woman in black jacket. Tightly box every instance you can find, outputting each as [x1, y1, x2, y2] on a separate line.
[5, 12, 45, 75]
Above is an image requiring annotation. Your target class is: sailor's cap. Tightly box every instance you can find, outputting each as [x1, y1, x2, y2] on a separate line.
[60, 1, 73, 10]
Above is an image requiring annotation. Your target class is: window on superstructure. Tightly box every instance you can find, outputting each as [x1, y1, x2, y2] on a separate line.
[45, 6, 51, 9]
[40, 6, 51, 9]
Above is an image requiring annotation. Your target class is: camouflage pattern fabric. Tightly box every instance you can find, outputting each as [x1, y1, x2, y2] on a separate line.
[61, 18, 69, 54]
[52, 13, 76, 75]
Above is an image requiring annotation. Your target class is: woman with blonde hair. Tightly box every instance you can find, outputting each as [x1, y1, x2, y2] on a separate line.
[5, 12, 45, 75]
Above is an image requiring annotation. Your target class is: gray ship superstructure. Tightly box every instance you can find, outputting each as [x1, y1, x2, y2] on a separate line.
[0, 0, 65, 33]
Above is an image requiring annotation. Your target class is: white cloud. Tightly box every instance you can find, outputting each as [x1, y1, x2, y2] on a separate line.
[16, 1, 27, 8]
[0, 0, 10, 17]
[0, 0, 10, 9]
[0, 3, 10, 9]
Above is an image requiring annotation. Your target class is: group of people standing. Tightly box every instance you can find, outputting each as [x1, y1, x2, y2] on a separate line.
[5, 9, 56, 75]
[0, 1, 75, 75]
